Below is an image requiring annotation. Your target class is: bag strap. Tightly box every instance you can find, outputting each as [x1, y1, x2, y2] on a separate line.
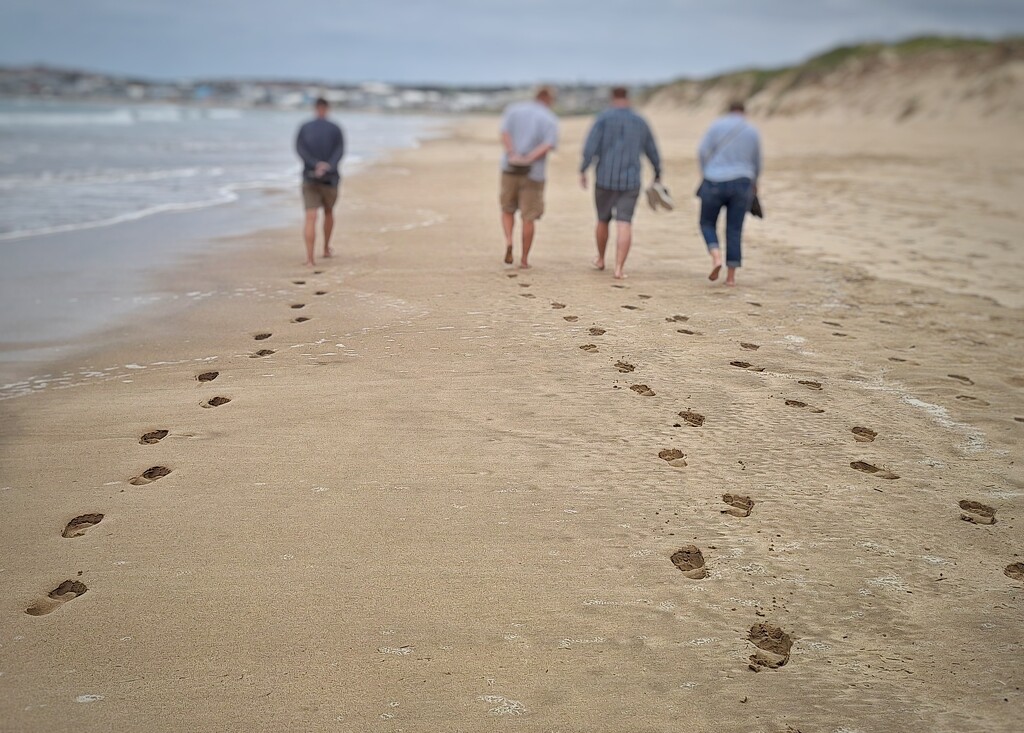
[703, 122, 746, 167]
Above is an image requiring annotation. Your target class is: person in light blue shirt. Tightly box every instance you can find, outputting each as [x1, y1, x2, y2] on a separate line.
[697, 101, 762, 286]
[499, 87, 559, 269]
[580, 87, 662, 280]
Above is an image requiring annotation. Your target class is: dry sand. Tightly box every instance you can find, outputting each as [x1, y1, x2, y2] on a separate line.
[1, 113, 1022, 732]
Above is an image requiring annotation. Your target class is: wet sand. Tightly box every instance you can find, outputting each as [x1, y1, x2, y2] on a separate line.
[1, 115, 1022, 732]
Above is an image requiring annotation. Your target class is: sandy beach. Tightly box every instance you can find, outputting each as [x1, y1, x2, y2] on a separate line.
[1, 112, 1022, 732]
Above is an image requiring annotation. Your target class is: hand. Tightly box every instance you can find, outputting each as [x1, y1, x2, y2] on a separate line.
[579, 173, 588, 190]
[508, 155, 530, 167]
[753, 182, 759, 196]
[314, 162, 330, 177]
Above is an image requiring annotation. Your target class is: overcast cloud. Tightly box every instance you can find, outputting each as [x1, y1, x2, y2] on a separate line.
[1, 0, 1022, 83]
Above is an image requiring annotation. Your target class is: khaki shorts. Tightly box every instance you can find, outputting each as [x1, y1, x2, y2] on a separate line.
[302, 181, 339, 211]
[500, 173, 545, 221]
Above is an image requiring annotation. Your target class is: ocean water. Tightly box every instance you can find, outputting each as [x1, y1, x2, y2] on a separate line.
[0, 100, 441, 388]
[0, 100, 437, 240]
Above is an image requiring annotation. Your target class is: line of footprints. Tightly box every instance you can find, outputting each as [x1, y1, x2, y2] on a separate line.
[25, 272, 332, 616]
[508, 272, 1023, 671]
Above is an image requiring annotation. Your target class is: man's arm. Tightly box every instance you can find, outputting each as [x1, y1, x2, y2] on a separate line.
[697, 127, 714, 175]
[295, 126, 318, 167]
[326, 127, 345, 171]
[644, 125, 662, 181]
[752, 132, 762, 184]
[580, 116, 603, 173]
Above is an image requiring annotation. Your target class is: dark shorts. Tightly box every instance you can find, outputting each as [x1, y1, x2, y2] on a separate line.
[302, 181, 339, 211]
[595, 187, 640, 223]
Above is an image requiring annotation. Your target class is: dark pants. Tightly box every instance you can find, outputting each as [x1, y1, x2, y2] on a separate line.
[698, 177, 753, 268]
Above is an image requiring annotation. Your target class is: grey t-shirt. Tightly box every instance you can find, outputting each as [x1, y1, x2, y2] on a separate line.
[499, 100, 559, 182]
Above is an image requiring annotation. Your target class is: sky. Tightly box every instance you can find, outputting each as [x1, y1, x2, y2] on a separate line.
[2, 0, 1022, 84]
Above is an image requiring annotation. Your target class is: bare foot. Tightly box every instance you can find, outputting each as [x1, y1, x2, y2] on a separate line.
[519, 261, 531, 270]
[504, 245, 513, 265]
[304, 259, 316, 267]
[725, 279, 737, 287]
[593, 257, 605, 271]
[323, 246, 334, 258]
[613, 270, 628, 280]
[708, 250, 723, 281]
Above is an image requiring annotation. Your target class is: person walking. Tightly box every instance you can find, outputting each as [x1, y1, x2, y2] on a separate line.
[579, 87, 662, 280]
[295, 97, 345, 267]
[498, 87, 559, 269]
[696, 100, 762, 286]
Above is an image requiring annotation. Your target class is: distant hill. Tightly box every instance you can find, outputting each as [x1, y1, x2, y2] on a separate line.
[645, 36, 1024, 122]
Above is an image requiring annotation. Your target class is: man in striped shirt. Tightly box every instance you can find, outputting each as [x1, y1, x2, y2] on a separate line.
[579, 87, 662, 279]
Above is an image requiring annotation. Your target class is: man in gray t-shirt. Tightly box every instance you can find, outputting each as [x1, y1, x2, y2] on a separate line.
[499, 87, 558, 269]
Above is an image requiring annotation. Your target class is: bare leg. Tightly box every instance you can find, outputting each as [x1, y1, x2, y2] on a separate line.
[708, 247, 723, 281]
[303, 209, 318, 266]
[322, 209, 334, 258]
[725, 266, 738, 286]
[593, 220, 609, 270]
[520, 219, 535, 269]
[501, 212, 515, 264]
[613, 221, 632, 279]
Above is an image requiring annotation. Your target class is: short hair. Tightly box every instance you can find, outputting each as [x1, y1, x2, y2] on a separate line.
[535, 86, 554, 102]
[315, 97, 329, 108]
[611, 86, 629, 99]
[728, 100, 745, 113]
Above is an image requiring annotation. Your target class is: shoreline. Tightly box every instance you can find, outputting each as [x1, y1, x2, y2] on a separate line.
[0, 112, 450, 390]
[1, 114, 1021, 732]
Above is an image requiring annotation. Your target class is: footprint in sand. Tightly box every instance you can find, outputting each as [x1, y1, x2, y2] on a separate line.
[638, 294, 652, 300]
[678, 328, 703, 336]
[579, 344, 598, 353]
[658, 449, 687, 467]
[948, 374, 974, 385]
[1005, 563, 1024, 582]
[315, 290, 327, 295]
[832, 332, 849, 337]
[621, 305, 640, 310]
[850, 461, 899, 480]
[62, 514, 104, 538]
[956, 395, 990, 407]
[785, 400, 824, 413]
[563, 316, 579, 322]
[959, 500, 996, 525]
[292, 316, 311, 323]
[139, 430, 169, 445]
[196, 371, 219, 382]
[202, 396, 231, 408]
[722, 494, 754, 517]
[611, 284, 626, 289]
[852, 426, 877, 442]
[130, 466, 171, 486]
[292, 280, 306, 285]
[731, 361, 764, 372]
[251, 349, 275, 358]
[520, 293, 535, 299]
[670, 545, 707, 579]
[506, 273, 518, 278]
[313, 270, 324, 274]
[666, 315, 688, 323]
[748, 623, 793, 670]
[798, 380, 822, 390]
[740, 342, 759, 351]
[630, 384, 655, 396]
[254, 333, 272, 341]
[679, 410, 705, 427]
[291, 303, 306, 309]
[589, 327, 606, 336]
[518, 283, 531, 288]
[614, 360, 635, 373]
[551, 302, 566, 309]
[823, 320, 842, 327]
[25, 580, 88, 616]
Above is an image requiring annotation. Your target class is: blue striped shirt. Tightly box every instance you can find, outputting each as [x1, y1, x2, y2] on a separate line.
[580, 106, 661, 192]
